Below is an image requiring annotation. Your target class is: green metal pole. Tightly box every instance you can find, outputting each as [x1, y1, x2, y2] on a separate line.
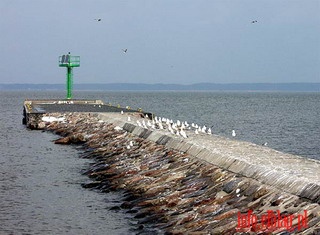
[66, 66, 73, 99]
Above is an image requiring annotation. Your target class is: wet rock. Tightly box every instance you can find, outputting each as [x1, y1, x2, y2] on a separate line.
[135, 211, 149, 219]
[54, 136, 71, 144]
[120, 201, 134, 209]
[109, 205, 121, 211]
[222, 178, 242, 193]
[137, 224, 144, 230]
[69, 133, 87, 144]
[38, 121, 46, 129]
[253, 187, 269, 200]
[126, 209, 139, 214]
[123, 193, 140, 202]
[81, 181, 101, 189]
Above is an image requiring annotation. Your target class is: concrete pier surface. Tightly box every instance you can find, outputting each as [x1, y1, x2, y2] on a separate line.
[31, 111, 320, 234]
[23, 99, 151, 129]
[97, 112, 320, 203]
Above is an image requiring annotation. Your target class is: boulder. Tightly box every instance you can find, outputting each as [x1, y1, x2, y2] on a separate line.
[54, 136, 71, 145]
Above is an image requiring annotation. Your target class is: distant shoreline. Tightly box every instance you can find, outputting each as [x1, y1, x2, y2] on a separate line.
[1, 83, 319, 92]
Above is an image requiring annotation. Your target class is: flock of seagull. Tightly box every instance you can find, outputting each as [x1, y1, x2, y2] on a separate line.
[122, 112, 268, 146]
[121, 112, 237, 139]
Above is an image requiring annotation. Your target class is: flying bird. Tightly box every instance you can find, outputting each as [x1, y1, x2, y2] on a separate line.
[122, 49, 128, 53]
[251, 20, 258, 23]
[95, 18, 102, 22]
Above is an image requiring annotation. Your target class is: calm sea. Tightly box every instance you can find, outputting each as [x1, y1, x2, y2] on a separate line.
[0, 90, 319, 234]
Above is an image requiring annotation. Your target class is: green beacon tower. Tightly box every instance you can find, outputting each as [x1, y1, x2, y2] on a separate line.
[59, 52, 80, 99]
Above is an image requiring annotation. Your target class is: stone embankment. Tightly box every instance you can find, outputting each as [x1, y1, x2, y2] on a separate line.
[40, 112, 320, 234]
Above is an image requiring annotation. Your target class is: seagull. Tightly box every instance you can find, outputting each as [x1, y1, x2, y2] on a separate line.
[232, 130, 236, 137]
[114, 126, 123, 131]
[142, 120, 147, 128]
[251, 20, 258, 23]
[94, 18, 102, 22]
[262, 142, 268, 146]
[122, 49, 128, 53]
[180, 129, 188, 138]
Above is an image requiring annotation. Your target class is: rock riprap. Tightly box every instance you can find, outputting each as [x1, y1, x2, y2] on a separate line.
[40, 112, 320, 234]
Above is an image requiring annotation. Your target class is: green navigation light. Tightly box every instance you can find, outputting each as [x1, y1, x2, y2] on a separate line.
[59, 52, 80, 99]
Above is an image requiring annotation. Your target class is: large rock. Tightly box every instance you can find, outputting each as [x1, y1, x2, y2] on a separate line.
[54, 136, 71, 144]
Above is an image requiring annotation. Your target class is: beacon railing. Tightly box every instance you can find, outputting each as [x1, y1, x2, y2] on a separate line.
[58, 55, 80, 67]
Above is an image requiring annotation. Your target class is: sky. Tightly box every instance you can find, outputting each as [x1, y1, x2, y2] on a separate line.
[0, 0, 319, 84]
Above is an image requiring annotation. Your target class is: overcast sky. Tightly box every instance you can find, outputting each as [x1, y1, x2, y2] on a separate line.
[0, 0, 319, 84]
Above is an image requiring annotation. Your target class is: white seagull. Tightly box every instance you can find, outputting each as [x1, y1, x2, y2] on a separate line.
[232, 130, 236, 137]
[180, 129, 188, 138]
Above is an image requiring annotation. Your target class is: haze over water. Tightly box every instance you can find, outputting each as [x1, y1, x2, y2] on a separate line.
[0, 90, 319, 234]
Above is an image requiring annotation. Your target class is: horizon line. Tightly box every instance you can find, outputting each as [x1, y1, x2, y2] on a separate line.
[1, 82, 320, 85]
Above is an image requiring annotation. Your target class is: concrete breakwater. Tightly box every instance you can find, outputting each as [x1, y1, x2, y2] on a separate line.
[38, 112, 320, 234]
